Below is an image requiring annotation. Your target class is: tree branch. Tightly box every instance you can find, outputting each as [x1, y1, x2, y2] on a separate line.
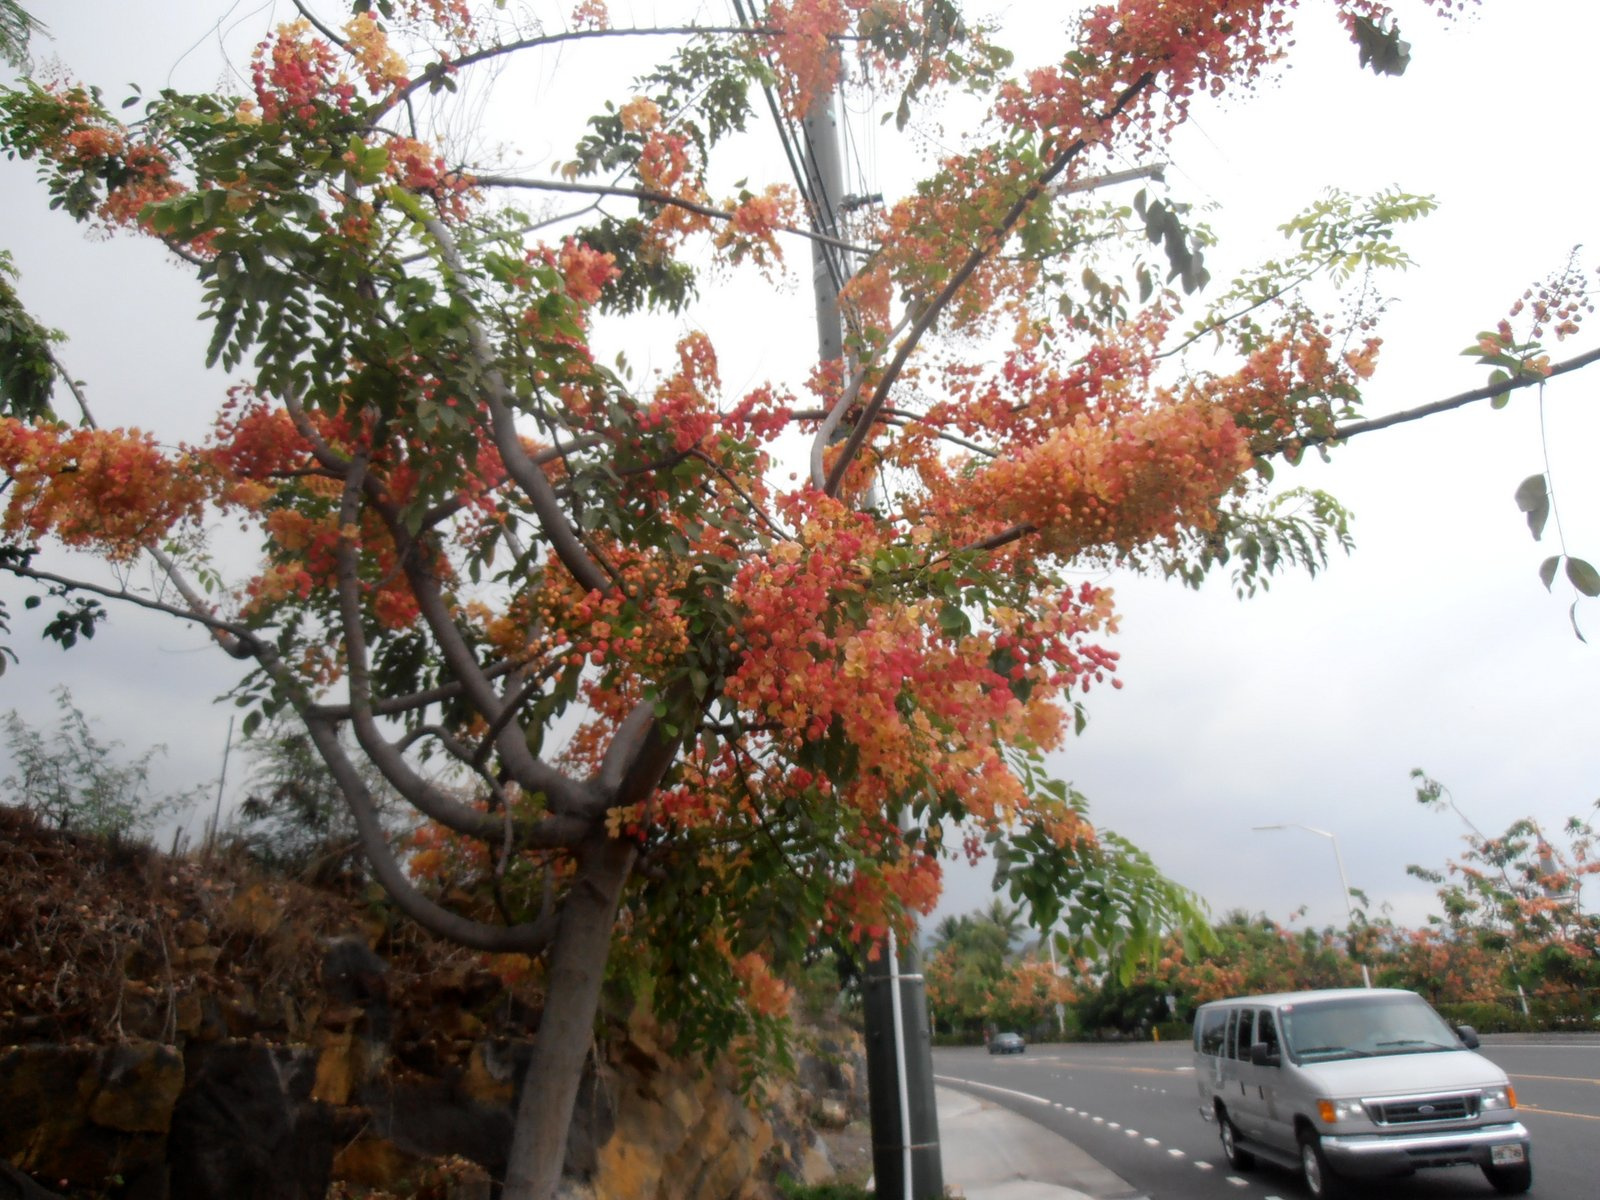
[0, 562, 257, 653]
[420, 215, 613, 597]
[470, 174, 873, 257]
[810, 308, 916, 488]
[823, 72, 1159, 497]
[1318, 345, 1600, 445]
[298, 707, 561, 953]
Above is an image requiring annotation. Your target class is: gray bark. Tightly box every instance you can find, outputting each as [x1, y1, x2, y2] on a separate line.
[502, 834, 636, 1200]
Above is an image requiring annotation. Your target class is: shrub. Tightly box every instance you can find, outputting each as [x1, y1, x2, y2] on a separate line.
[3, 687, 201, 840]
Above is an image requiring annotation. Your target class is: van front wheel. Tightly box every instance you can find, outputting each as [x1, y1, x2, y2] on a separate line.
[1298, 1131, 1345, 1200]
[1218, 1111, 1253, 1170]
[1483, 1157, 1532, 1195]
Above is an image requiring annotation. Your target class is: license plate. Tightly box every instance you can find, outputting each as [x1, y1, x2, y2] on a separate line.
[1491, 1144, 1526, 1166]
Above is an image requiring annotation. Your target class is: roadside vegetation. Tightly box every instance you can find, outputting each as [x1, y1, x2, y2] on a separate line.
[6, 699, 1593, 1053]
[927, 791, 1600, 1043]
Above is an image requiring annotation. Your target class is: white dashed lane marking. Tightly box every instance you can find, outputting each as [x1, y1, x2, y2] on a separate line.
[936, 1075, 1276, 1192]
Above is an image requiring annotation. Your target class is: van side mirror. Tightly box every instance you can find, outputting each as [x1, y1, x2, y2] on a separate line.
[1454, 1024, 1480, 1049]
[1250, 1041, 1280, 1067]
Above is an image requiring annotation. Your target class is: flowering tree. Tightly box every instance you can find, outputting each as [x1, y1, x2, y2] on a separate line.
[3, 1, 1591, 1195]
[1409, 771, 1600, 1010]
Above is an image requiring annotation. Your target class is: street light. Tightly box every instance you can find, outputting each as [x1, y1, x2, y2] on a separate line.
[1252, 823, 1372, 988]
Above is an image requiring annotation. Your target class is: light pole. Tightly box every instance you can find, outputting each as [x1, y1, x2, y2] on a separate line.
[1253, 823, 1372, 988]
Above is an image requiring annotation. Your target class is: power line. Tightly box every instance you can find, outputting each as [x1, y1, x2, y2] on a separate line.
[729, 0, 851, 296]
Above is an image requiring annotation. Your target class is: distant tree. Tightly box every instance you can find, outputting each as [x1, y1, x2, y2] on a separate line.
[1367, 920, 1502, 1006]
[1409, 770, 1600, 1010]
[2, 687, 201, 839]
[1075, 969, 1170, 1035]
[925, 899, 1072, 1037]
[989, 956, 1076, 1037]
[1128, 909, 1362, 1018]
[230, 717, 400, 883]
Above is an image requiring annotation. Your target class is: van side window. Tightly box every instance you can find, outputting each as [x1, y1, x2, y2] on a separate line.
[1198, 1008, 1227, 1055]
[1229, 1008, 1255, 1059]
[1257, 1010, 1280, 1059]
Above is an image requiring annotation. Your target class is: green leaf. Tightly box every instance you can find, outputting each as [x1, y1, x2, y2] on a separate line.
[1513, 473, 1549, 541]
[1352, 15, 1412, 76]
[1565, 556, 1600, 597]
[1538, 556, 1561, 591]
[1487, 368, 1512, 407]
[936, 604, 970, 639]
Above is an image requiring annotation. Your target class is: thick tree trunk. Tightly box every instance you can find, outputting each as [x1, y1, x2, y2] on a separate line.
[502, 834, 636, 1200]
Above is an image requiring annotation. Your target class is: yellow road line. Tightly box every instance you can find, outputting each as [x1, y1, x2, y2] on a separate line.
[1519, 1103, 1600, 1122]
[1042, 1060, 1187, 1078]
[1508, 1071, 1600, 1086]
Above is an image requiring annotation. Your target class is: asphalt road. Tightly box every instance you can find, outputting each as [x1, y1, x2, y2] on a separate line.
[933, 1034, 1600, 1200]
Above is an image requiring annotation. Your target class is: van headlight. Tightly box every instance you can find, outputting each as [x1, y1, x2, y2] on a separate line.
[1317, 1098, 1366, 1123]
[1481, 1086, 1517, 1111]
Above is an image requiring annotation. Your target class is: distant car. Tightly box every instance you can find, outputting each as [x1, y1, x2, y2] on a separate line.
[989, 1032, 1025, 1055]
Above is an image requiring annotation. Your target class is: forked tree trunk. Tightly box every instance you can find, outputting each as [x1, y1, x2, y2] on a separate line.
[503, 835, 636, 1200]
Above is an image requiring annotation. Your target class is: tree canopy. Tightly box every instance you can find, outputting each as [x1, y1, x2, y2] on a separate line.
[3, 1, 1596, 1195]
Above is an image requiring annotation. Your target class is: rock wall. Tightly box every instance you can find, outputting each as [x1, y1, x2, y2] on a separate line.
[0, 807, 867, 1199]
[0, 942, 865, 1200]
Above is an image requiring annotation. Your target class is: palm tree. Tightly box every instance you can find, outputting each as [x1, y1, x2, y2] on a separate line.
[980, 898, 1024, 948]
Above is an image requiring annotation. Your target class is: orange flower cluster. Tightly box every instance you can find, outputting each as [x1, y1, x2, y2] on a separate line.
[251, 20, 355, 124]
[763, 0, 849, 117]
[1507, 256, 1595, 345]
[343, 13, 412, 96]
[18, 86, 185, 236]
[721, 496, 1115, 842]
[556, 239, 620, 306]
[713, 185, 802, 272]
[0, 421, 205, 561]
[571, 0, 611, 32]
[995, 0, 1474, 172]
[731, 948, 796, 1019]
[200, 386, 507, 633]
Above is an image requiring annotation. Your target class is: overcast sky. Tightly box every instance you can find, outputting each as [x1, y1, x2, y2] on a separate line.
[2, 1, 1596, 940]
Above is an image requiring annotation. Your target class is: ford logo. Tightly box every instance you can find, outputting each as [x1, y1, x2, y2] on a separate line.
[1419, 1104, 1437, 1114]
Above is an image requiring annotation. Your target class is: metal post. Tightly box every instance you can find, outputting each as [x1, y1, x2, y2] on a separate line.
[1253, 823, 1372, 988]
[804, 80, 942, 1198]
[802, 90, 844, 365]
[864, 929, 943, 1198]
[1047, 931, 1065, 1037]
[204, 715, 234, 860]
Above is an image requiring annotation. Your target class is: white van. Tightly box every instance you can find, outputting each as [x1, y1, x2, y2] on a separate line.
[1193, 988, 1531, 1198]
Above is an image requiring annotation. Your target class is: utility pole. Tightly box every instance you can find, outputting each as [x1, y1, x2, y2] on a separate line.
[803, 85, 943, 1200]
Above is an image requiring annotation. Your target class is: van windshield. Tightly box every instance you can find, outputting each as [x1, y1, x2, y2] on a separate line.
[1281, 994, 1463, 1063]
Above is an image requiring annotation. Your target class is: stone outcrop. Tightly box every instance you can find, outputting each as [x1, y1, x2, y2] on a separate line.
[0, 944, 866, 1199]
[0, 807, 867, 1198]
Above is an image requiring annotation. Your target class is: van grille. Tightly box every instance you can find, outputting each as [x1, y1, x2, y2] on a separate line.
[1367, 1093, 1478, 1125]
